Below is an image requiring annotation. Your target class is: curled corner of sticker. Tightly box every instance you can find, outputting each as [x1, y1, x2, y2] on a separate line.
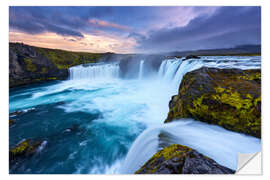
[236, 151, 262, 174]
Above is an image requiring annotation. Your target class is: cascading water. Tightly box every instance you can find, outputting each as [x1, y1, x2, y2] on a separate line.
[172, 60, 203, 85]
[161, 59, 182, 80]
[119, 56, 261, 173]
[69, 63, 120, 80]
[9, 56, 261, 174]
[138, 60, 144, 79]
[120, 119, 261, 173]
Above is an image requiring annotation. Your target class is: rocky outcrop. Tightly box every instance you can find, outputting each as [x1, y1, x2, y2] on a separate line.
[165, 67, 261, 138]
[136, 144, 234, 174]
[9, 139, 43, 162]
[9, 43, 105, 88]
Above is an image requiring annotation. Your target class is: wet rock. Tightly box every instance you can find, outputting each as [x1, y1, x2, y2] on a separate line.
[8, 119, 15, 127]
[9, 139, 43, 162]
[9, 108, 36, 117]
[9, 119, 15, 127]
[165, 67, 261, 138]
[9, 111, 24, 117]
[183, 55, 201, 60]
[136, 144, 235, 174]
[63, 124, 79, 133]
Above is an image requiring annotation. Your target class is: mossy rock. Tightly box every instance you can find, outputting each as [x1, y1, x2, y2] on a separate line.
[9, 42, 107, 88]
[9, 139, 42, 161]
[165, 67, 261, 138]
[9, 119, 15, 126]
[24, 58, 37, 72]
[135, 144, 234, 174]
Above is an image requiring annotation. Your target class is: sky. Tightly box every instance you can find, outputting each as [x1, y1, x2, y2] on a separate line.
[9, 6, 261, 54]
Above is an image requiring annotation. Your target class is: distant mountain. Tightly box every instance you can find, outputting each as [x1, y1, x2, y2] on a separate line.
[164, 44, 261, 57]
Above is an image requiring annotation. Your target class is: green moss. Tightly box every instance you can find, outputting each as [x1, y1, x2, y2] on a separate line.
[212, 87, 253, 110]
[41, 67, 48, 74]
[37, 47, 103, 69]
[165, 68, 261, 138]
[10, 140, 30, 155]
[154, 144, 192, 160]
[24, 58, 37, 72]
[48, 77, 57, 80]
[189, 95, 209, 115]
[136, 144, 193, 174]
[238, 72, 261, 81]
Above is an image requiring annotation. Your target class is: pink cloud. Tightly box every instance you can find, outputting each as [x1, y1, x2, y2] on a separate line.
[89, 19, 131, 31]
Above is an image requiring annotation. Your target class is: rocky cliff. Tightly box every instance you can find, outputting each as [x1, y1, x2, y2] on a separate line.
[165, 67, 261, 138]
[9, 43, 105, 88]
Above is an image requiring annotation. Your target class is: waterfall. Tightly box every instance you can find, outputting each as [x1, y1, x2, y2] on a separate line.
[119, 57, 261, 174]
[172, 60, 203, 85]
[158, 59, 182, 79]
[138, 60, 144, 79]
[157, 59, 203, 89]
[119, 119, 261, 173]
[158, 60, 167, 77]
[163, 60, 182, 80]
[69, 63, 120, 80]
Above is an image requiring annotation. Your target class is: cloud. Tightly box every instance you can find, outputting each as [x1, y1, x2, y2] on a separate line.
[9, 7, 84, 38]
[9, 30, 137, 53]
[9, 6, 261, 53]
[135, 6, 261, 53]
[89, 19, 131, 31]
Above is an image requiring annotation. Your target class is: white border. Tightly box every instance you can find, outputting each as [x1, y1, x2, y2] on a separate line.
[1, 0, 270, 179]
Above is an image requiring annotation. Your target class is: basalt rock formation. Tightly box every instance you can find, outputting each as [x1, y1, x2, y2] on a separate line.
[136, 144, 235, 174]
[165, 67, 261, 138]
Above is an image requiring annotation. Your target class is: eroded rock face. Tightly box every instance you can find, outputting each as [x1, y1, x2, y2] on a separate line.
[165, 67, 261, 138]
[9, 43, 68, 88]
[135, 144, 234, 174]
[9, 43, 105, 88]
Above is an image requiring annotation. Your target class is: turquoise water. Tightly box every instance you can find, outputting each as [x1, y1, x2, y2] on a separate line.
[9, 78, 175, 174]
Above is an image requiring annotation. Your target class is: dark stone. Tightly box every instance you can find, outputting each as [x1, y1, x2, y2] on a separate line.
[183, 55, 201, 60]
[9, 108, 36, 117]
[9, 139, 43, 163]
[9, 119, 15, 127]
[63, 124, 80, 133]
[136, 144, 235, 174]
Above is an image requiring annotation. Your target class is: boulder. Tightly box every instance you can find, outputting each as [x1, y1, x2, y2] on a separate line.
[165, 67, 261, 138]
[135, 144, 234, 174]
[9, 139, 42, 162]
